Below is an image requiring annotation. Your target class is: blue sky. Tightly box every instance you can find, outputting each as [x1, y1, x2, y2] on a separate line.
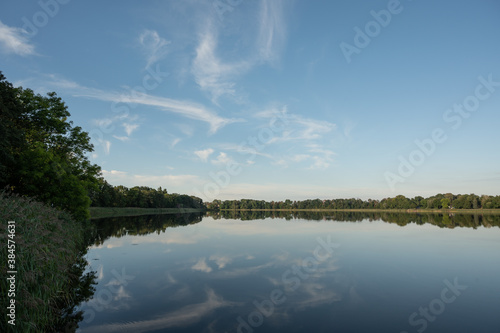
[1, 0, 499, 202]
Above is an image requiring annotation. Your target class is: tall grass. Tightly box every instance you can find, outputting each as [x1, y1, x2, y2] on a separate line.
[0, 192, 95, 332]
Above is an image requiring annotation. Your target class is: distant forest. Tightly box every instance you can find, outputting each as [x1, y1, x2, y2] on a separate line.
[208, 193, 500, 211]
[90, 181, 205, 209]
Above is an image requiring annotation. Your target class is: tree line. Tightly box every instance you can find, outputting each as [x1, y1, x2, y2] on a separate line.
[89, 181, 204, 209]
[208, 193, 500, 211]
[0, 72, 204, 220]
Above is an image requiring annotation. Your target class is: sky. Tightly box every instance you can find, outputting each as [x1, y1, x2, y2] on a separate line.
[1, 0, 499, 202]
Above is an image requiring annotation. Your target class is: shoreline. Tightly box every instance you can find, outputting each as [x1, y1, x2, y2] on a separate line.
[215, 208, 500, 214]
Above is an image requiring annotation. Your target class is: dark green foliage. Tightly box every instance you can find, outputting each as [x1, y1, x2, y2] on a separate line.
[0, 73, 25, 185]
[210, 193, 500, 211]
[0, 72, 101, 220]
[90, 179, 205, 210]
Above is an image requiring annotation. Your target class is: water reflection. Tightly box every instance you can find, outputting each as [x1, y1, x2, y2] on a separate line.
[88, 212, 204, 246]
[77, 212, 500, 332]
[209, 210, 500, 229]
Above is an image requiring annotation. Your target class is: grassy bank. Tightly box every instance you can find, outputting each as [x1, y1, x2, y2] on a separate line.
[217, 208, 500, 214]
[0, 192, 93, 332]
[89, 206, 206, 219]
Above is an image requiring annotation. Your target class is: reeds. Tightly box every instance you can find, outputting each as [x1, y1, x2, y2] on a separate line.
[0, 191, 94, 332]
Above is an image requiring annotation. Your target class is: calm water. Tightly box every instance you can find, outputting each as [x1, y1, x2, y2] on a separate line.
[77, 212, 500, 333]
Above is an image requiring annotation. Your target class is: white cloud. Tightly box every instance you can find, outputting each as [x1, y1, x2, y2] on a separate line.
[96, 265, 104, 281]
[293, 282, 341, 310]
[253, 106, 337, 168]
[192, 258, 212, 273]
[99, 140, 111, 155]
[113, 135, 130, 142]
[211, 152, 231, 165]
[218, 142, 273, 159]
[309, 156, 331, 169]
[291, 154, 310, 162]
[306, 145, 336, 169]
[102, 169, 128, 177]
[192, 30, 250, 104]
[256, 0, 287, 64]
[0, 20, 36, 56]
[92, 117, 138, 141]
[293, 117, 335, 140]
[81, 289, 234, 333]
[20, 74, 239, 134]
[209, 255, 232, 269]
[93, 118, 113, 129]
[255, 106, 335, 143]
[123, 122, 139, 136]
[171, 138, 181, 147]
[191, 1, 289, 105]
[194, 148, 214, 162]
[78, 87, 239, 134]
[139, 29, 171, 68]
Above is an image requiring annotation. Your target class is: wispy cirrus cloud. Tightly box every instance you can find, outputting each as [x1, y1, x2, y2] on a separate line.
[79, 288, 234, 333]
[191, 0, 288, 104]
[0, 20, 36, 56]
[112, 135, 129, 142]
[93, 139, 112, 155]
[306, 145, 336, 169]
[255, 106, 336, 143]
[192, 29, 250, 104]
[92, 113, 139, 145]
[138, 29, 171, 68]
[78, 87, 239, 134]
[16, 74, 239, 134]
[256, 0, 287, 64]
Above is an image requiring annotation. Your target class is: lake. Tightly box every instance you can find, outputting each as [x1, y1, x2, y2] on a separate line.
[76, 212, 500, 332]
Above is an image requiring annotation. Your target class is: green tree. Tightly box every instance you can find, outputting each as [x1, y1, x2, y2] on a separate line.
[0, 74, 100, 220]
[441, 198, 450, 209]
[0, 73, 26, 185]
